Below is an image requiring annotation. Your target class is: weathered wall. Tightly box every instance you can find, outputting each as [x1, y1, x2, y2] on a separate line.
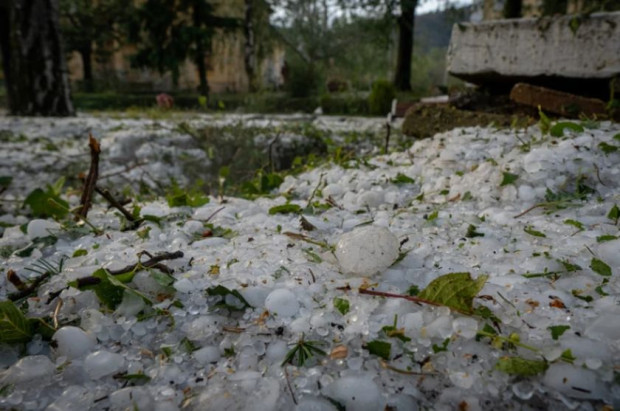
[67, 0, 284, 93]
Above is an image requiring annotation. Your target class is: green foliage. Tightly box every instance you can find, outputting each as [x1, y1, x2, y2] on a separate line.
[597, 235, 618, 242]
[390, 173, 415, 185]
[333, 297, 350, 315]
[432, 338, 450, 353]
[165, 180, 209, 208]
[282, 335, 326, 367]
[205, 285, 251, 311]
[0, 301, 33, 344]
[70, 268, 152, 310]
[590, 258, 612, 277]
[599, 142, 619, 154]
[548, 325, 570, 340]
[269, 204, 301, 215]
[287, 60, 323, 98]
[0, 176, 12, 190]
[368, 80, 395, 115]
[72, 249, 88, 257]
[550, 122, 584, 137]
[466, 224, 484, 238]
[608, 204, 619, 224]
[500, 172, 519, 186]
[524, 226, 546, 238]
[418, 272, 488, 314]
[23, 178, 69, 220]
[364, 340, 391, 360]
[495, 356, 548, 376]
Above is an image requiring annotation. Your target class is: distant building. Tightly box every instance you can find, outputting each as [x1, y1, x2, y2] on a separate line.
[66, 0, 285, 93]
[479, 0, 599, 19]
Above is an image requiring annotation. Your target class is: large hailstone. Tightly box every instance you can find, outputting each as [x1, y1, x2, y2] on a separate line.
[335, 225, 400, 276]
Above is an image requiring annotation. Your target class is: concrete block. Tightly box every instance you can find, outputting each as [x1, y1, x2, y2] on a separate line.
[510, 82, 607, 117]
[447, 12, 620, 94]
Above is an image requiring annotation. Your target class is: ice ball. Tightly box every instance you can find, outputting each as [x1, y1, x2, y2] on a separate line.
[335, 225, 400, 276]
[84, 350, 125, 379]
[53, 326, 96, 359]
[324, 375, 385, 411]
[27, 219, 60, 240]
[264, 289, 299, 317]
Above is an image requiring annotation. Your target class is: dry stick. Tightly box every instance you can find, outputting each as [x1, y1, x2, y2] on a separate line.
[76, 133, 100, 220]
[8, 272, 52, 301]
[47, 251, 184, 303]
[95, 185, 140, 227]
[283, 366, 298, 405]
[338, 286, 441, 309]
[384, 121, 391, 154]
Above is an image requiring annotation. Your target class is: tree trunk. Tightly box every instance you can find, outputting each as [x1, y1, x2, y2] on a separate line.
[0, 4, 10, 106]
[7, 0, 74, 116]
[192, 1, 209, 99]
[394, 0, 416, 92]
[244, 0, 258, 92]
[503, 0, 523, 18]
[79, 43, 94, 92]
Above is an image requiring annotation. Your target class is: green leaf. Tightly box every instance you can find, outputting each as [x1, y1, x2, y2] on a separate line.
[466, 224, 484, 238]
[563, 219, 584, 230]
[590, 258, 612, 277]
[406, 285, 420, 296]
[559, 259, 581, 272]
[333, 297, 350, 315]
[365, 340, 391, 360]
[607, 204, 619, 223]
[495, 356, 548, 376]
[550, 122, 584, 137]
[524, 226, 546, 238]
[114, 373, 151, 386]
[269, 204, 301, 215]
[70, 268, 152, 310]
[427, 210, 438, 221]
[548, 325, 570, 340]
[432, 338, 450, 353]
[205, 285, 252, 310]
[0, 176, 12, 190]
[418, 272, 488, 314]
[0, 300, 33, 343]
[560, 349, 576, 363]
[72, 249, 88, 258]
[538, 106, 551, 135]
[14, 236, 58, 257]
[500, 172, 519, 186]
[23, 187, 69, 220]
[151, 271, 175, 287]
[614, 133, 620, 142]
[572, 289, 593, 302]
[390, 173, 415, 185]
[303, 248, 322, 263]
[598, 142, 619, 154]
[596, 235, 618, 243]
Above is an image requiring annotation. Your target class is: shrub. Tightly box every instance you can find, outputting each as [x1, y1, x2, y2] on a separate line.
[368, 80, 395, 115]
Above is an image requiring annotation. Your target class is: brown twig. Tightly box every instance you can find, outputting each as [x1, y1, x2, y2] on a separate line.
[384, 122, 391, 154]
[47, 251, 185, 303]
[283, 365, 298, 405]
[202, 206, 225, 223]
[107, 250, 184, 275]
[76, 134, 100, 220]
[95, 185, 141, 228]
[8, 272, 52, 301]
[513, 203, 545, 218]
[338, 285, 441, 309]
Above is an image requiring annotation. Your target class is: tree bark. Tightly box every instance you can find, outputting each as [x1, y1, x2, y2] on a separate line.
[7, 0, 74, 116]
[503, 0, 523, 18]
[0, 3, 10, 105]
[192, 1, 209, 99]
[244, 0, 258, 92]
[394, 0, 416, 92]
[78, 43, 94, 92]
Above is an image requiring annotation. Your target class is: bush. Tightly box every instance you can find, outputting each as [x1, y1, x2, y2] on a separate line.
[368, 80, 395, 115]
[320, 94, 368, 115]
[287, 61, 323, 98]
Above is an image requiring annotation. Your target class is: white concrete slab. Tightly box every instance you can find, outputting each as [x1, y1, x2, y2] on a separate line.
[447, 12, 620, 83]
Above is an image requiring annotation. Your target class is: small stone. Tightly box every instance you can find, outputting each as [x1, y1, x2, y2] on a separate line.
[335, 225, 400, 276]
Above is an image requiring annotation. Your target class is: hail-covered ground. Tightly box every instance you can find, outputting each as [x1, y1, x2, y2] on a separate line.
[0, 113, 619, 410]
